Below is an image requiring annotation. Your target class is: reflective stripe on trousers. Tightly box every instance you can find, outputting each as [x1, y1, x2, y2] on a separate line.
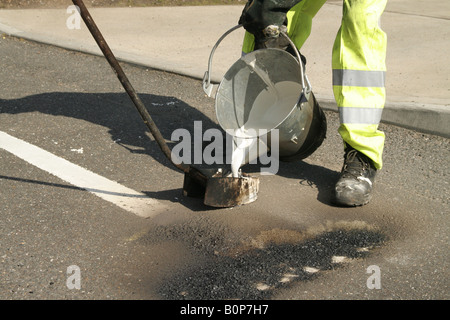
[241, 0, 388, 169]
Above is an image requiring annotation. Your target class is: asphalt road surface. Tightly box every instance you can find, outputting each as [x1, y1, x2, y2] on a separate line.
[0, 35, 448, 302]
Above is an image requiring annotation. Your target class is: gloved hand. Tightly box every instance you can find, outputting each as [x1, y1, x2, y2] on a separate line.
[255, 25, 290, 50]
[239, 0, 303, 49]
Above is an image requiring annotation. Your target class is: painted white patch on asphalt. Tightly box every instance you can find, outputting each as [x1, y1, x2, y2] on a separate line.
[70, 147, 84, 154]
[0, 131, 166, 218]
[255, 283, 270, 291]
[303, 266, 320, 274]
[279, 273, 299, 283]
[331, 256, 350, 264]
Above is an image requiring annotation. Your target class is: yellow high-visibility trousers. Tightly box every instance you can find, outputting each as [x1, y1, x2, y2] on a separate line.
[242, 0, 388, 169]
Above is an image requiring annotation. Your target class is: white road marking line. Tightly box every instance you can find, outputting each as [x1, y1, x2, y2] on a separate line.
[0, 131, 166, 218]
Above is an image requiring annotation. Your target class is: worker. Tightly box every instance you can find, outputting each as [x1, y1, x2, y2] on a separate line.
[238, 0, 387, 206]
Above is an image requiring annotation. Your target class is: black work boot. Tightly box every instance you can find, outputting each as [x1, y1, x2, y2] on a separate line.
[334, 143, 377, 206]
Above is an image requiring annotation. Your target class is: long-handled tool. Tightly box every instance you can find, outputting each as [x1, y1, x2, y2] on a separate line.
[72, 0, 259, 207]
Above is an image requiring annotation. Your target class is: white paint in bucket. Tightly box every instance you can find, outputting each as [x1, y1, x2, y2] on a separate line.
[229, 80, 301, 177]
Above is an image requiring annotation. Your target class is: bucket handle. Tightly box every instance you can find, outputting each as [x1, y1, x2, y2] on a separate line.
[203, 24, 243, 97]
[202, 24, 311, 98]
[280, 31, 312, 97]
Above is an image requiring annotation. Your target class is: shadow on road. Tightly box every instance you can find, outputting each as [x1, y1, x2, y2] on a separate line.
[0, 91, 218, 168]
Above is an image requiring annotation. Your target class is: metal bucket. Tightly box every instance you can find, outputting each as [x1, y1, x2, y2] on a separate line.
[203, 25, 326, 167]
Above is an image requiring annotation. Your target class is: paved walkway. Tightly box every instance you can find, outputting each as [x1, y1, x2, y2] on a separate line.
[0, 0, 449, 137]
